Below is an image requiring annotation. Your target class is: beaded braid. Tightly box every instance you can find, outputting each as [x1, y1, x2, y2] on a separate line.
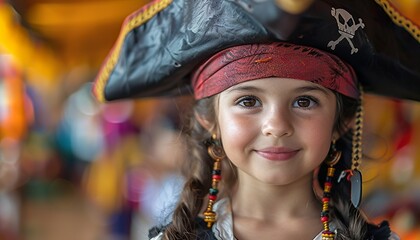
[320, 141, 341, 240]
[162, 96, 238, 239]
[162, 151, 212, 239]
[321, 165, 336, 240]
[325, 92, 370, 239]
[162, 99, 215, 240]
[203, 134, 224, 227]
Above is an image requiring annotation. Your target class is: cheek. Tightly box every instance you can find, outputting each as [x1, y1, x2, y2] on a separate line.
[218, 110, 255, 156]
[301, 114, 336, 160]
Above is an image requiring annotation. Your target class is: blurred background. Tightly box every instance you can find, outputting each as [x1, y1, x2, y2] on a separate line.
[0, 0, 419, 239]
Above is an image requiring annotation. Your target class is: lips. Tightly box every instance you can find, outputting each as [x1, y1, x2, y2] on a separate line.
[255, 147, 300, 161]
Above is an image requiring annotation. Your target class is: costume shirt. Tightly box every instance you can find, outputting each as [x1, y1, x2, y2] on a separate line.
[149, 197, 400, 239]
[150, 198, 332, 240]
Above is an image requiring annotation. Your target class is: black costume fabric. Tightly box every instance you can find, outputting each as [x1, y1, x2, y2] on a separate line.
[93, 0, 420, 102]
[148, 218, 392, 240]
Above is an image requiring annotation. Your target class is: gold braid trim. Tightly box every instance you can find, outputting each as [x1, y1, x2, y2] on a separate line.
[375, 0, 420, 43]
[93, 0, 173, 102]
[351, 86, 364, 171]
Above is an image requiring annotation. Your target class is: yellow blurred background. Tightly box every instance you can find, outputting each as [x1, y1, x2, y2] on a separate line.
[0, 0, 420, 239]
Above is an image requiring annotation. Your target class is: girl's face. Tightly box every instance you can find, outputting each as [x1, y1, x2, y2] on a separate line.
[217, 77, 337, 185]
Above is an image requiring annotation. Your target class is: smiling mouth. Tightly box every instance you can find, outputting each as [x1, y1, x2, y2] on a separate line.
[256, 148, 300, 161]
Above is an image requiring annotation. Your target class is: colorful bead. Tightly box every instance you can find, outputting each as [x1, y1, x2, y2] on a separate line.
[204, 137, 224, 228]
[203, 210, 216, 228]
[209, 188, 218, 195]
[320, 166, 336, 239]
[322, 231, 335, 240]
[327, 168, 335, 176]
[212, 175, 222, 180]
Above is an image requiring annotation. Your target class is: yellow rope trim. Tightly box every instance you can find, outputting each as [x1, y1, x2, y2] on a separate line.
[375, 0, 420, 43]
[93, 0, 173, 102]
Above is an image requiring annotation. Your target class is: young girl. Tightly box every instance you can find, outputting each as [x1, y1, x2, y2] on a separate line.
[148, 42, 394, 240]
[92, 0, 420, 239]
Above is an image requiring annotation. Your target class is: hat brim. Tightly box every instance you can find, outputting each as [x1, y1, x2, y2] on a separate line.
[93, 0, 420, 102]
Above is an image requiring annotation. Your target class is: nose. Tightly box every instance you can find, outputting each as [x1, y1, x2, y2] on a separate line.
[261, 107, 294, 138]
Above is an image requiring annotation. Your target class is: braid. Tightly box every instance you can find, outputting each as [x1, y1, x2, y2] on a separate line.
[321, 93, 369, 239]
[317, 132, 369, 240]
[163, 178, 208, 239]
[162, 98, 215, 240]
[328, 136, 369, 240]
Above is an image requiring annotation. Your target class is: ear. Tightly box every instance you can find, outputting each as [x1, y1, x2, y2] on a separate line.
[194, 111, 213, 132]
[332, 129, 342, 143]
[333, 117, 355, 140]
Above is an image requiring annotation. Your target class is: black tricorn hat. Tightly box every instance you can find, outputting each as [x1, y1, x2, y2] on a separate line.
[92, 0, 420, 102]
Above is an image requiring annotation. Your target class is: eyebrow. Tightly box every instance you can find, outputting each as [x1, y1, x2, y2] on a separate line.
[225, 85, 263, 94]
[294, 85, 331, 96]
[225, 83, 331, 96]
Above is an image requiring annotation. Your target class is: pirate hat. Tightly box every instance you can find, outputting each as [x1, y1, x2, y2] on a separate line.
[92, 0, 420, 102]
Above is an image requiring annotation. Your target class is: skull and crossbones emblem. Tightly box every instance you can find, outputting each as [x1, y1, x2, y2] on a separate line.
[327, 8, 365, 55]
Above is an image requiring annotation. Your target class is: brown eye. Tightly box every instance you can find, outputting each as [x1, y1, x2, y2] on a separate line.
[297, 98, 310, 107]
[237, 96, 261, 108]
[293, 97, 317, 108]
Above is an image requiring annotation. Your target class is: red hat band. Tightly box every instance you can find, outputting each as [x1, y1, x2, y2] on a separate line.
[192, 42, 359, 100]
